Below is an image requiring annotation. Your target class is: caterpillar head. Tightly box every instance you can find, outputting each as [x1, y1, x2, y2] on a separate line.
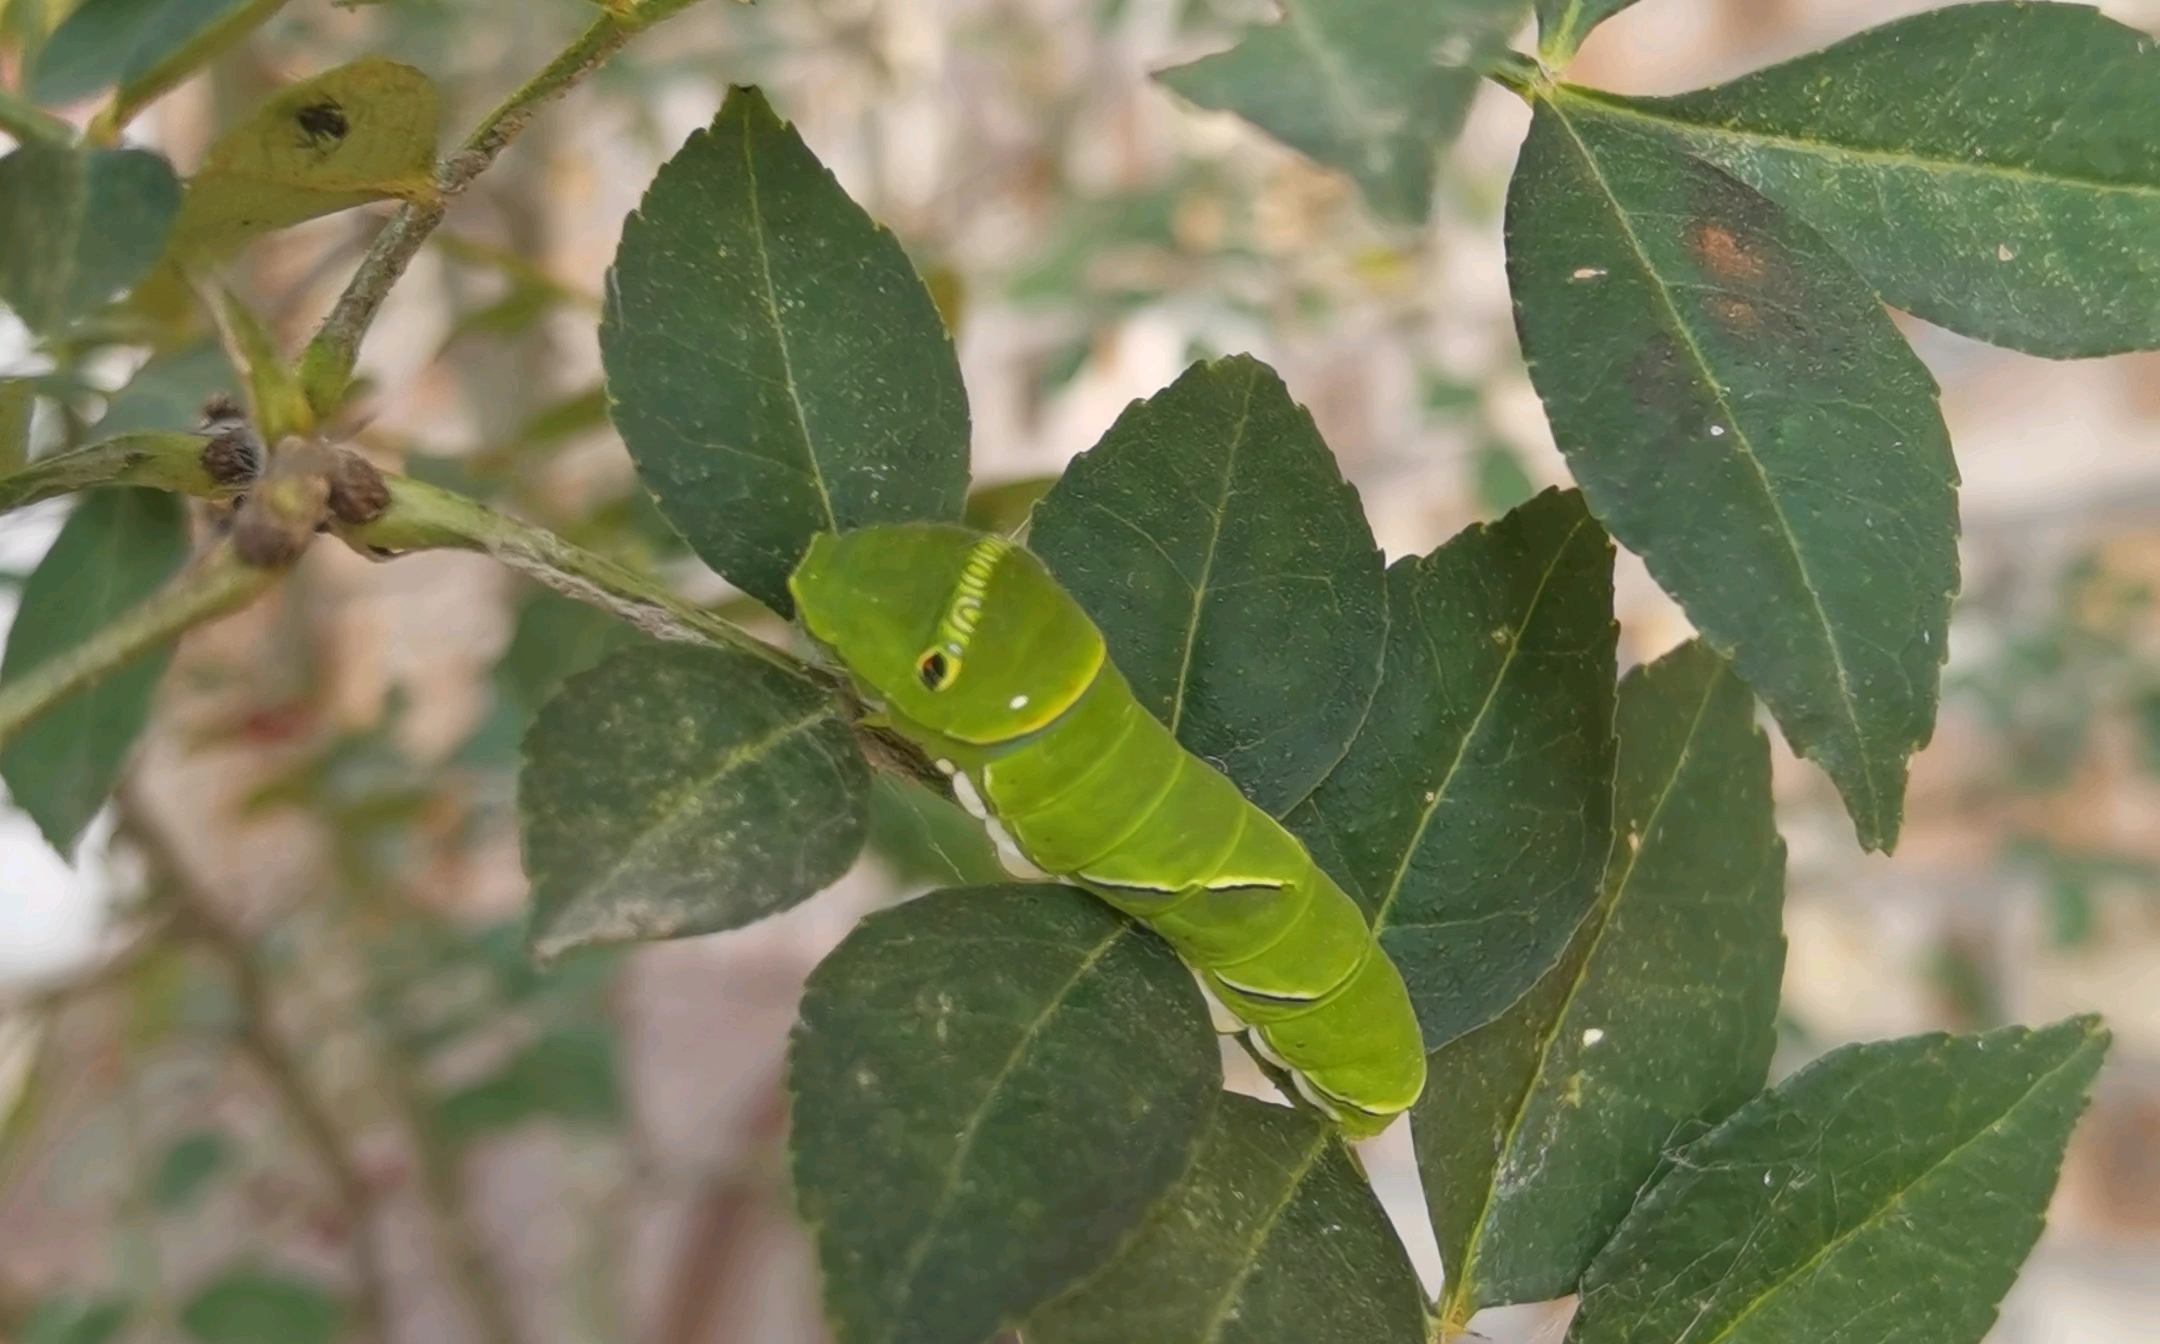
[789, 523, 1105, 745]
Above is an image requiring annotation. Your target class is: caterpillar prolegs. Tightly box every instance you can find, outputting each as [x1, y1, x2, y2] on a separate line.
[790, 523, 1426, 1136]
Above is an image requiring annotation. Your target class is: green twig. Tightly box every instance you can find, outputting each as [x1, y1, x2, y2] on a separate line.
[349, 474, 803, 672]
[0, 541, 273, 750]
[299, 0, 707, 413]
[0, 434, 235, 516]
[0, 88, 73, 148]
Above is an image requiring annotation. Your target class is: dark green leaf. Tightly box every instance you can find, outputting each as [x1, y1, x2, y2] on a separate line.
[1158, 0, 1527, 223]
[601, 86, 970, 615]
[1507, 99, 1957, 851]
[178, 1270, 341, 1344]
[166, 57, 440, 262]
[0, 145, 179, 333]
[1029, 1094, 1424, 1344]
[962, 475, 1056, 538]
[1570, 1016, 2110, 1344]
[30, 0, 283, 110]
[1287, 487, 1616, 1047]
[865, 774, 1005, 888]
[495, 588, 646, 719]
[518, 643, 868, 960]
[21, 1297, 131, 1344]
[95, 343, 240, 438]
[1421, 640, 1784, 1324]
[431, 1024, 620, 1145]
[2, 488, 192, 852]
[1575, 5, 2160, 357]
[1031, 356, 1387, 815]
[789, 885, 1220, 1344]
[1536, 0, 1641, 66]
[152, 1130, 231, 1210]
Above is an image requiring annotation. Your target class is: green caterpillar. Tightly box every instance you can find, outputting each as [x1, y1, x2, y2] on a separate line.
[790, 522, 1426, 1137]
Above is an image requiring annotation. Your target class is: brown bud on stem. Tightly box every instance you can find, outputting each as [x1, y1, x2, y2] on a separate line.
[324, 448, 390, 525]
[230, 438, 335, 568]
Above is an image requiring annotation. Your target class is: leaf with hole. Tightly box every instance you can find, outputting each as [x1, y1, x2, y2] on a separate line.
[166, 57, 440, 263]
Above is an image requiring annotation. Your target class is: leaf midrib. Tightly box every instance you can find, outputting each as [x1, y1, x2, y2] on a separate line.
[1166, 364, 1256, 736]
[882, 924, 1131, 1338]
[1543, 99, 1881, 827]
[1561, 85, 2160, 202]
[1676, 1034, 2104, 1344]
[569, 704, 841, 908]
[739, 108, 840, 534]
[1194, 1126, 1332, 1344]
[1369, 514, 1589, 932]
[1443, 659, 1726, 1321]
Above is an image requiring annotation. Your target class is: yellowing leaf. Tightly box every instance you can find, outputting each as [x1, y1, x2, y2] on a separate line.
[167, 57, 440, 262]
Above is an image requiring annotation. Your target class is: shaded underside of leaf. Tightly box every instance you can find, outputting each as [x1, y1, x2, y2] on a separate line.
[601, 85, 970, 616]
[789, 885, 1221, 1344]
[1157, 0, 1527, 224]
[1030, 354, 1388, 816]
[166, 57, 440, 262]
[1029, 1093, 1425, 1344]
[1288, 486, 1616, 1048]
[1570, 1016, 2111, 1344]
[517, 643, 869, 960]
[1422, 639, 1785, 1322]
[1, 487, 192, 852]
[1507, 97, 1958, 852]
[1581, 4, 2160, 357]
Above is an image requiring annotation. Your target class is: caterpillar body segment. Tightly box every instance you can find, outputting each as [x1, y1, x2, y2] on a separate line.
[789, 523, 1425, 1136]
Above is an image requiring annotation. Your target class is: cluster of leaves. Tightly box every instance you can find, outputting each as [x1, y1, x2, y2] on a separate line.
[0, 0, 2151, 1340]
[518, 0, 2132, 1318]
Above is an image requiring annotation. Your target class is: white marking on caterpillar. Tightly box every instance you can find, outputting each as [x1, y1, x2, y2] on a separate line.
[1192, 971, 1244, 1034]
[950, 771, 989, 820]
[1246, 1027, 1291, 1070]
[934, 759, 956, 776]
[984, 814, 1048, 880]
[1290, 1068, 1345, 1121]
[1007, 694, 1029, 710]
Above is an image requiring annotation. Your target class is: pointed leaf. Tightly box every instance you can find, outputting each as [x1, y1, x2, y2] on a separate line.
[178, 1270, 341, 1344]
[1421, 640, 1785, 1323]
[1574, 5, 2160, 357]
[1028, 1093, 1425, 1344]
[1, 488, 192, 852]
[1030, 356, 1387, 815]
[518, 643, 869, 960]
[601, 86, 970, 615]
[167, 58, 440, 262]
[1569, 1016, 2110, 1344]
[30, 0, 284, 108]
[1536, 0, 1642, 66]
[1157, 0, 1528, 223]
[1286, 487, 1616, 1047]
[0, 144, 180, 332]
[1507, 99, 1958, 851]
[789, 885, 1220, 1344]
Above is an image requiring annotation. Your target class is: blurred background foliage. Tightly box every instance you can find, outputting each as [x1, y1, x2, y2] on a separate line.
[0, 0, 2157, 1340]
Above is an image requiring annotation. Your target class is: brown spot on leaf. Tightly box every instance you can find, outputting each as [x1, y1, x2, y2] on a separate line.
[1689, 223, 1766, 286]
